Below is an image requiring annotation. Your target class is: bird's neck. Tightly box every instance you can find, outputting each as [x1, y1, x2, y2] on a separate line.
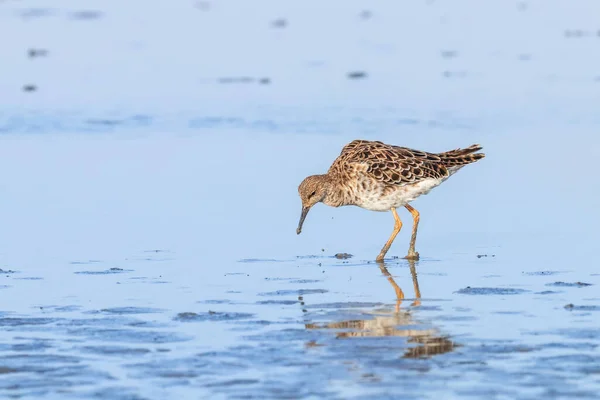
[322, 173, 353, 208]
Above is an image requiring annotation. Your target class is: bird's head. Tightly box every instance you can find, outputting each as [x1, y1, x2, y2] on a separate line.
[296, 174, 330, 234]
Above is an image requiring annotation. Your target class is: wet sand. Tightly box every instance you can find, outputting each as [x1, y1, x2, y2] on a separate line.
[1, 0, 600, 399]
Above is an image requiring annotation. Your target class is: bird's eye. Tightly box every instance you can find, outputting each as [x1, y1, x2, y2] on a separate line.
[309, 191, 316, 198]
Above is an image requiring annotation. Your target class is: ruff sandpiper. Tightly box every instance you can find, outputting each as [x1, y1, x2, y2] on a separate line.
[296, 140, 485, 261]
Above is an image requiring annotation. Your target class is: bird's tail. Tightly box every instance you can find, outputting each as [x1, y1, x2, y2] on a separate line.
[438, 144, 485, 168]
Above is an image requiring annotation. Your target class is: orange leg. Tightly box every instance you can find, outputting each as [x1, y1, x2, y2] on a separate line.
[376, 208, 402, 262]
[404, 204, 420, 260]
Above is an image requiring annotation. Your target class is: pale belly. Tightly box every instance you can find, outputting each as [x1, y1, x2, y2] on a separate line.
[354, 178, 445, 211]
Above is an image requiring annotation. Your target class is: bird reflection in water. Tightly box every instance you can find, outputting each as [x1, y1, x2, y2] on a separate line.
[303, 260, 457, 358]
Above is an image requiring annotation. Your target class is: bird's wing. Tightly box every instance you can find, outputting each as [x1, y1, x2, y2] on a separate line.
[333, 140, 449, 185]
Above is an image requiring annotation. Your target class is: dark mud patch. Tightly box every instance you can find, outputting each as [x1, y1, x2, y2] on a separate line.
[535, 290, 561, 295]
[58, 317, 161, 328]
[564, 304, 600, 311]
[256, 299, 299, 305]
[522, 271, 564, 276]
[546, 281, 592, 288]
[0, 317, 59, 327]
[197, 299, 236, 305]
[66, 327, 191, 344]
[79, 345, 151, 356]
[0, 339, 53, 352]
[0, 269, 17, 274]
[296, 255, 326, 259]
[288, 279, 322, 284]
[456, 287, 529, 295]
[174, 311, 254, 322]
[204, 378, 260, 387]
[99, 307, 165, 315]
[334, 253, 353, 259]
[74, 268, 132, 275]
[258, 289, 328, 296]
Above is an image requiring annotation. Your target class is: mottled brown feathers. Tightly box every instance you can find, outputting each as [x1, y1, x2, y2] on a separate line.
[329, 139, 484, 186]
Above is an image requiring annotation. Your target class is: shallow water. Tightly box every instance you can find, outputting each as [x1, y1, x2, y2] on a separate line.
[1, 0, 600, 399]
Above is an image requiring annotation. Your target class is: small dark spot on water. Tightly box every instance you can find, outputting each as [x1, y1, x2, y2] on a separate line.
[28, 48, 49, 58]
[258, 77, 271, 85]
[218, 76, 255, 84]
[441, 50, 458, 59]
[334, 253, 353, 259]
[0, 269, 16, 274]
[564, 29, 590, 38]
[347, 71, 368, 80]
[174, 311, 254, 322]
[535, 290, 561, 295]
[442, 70, 467, 78]
[197, 299, 234, 305]
[19, 8, 56, 19]
[547, 281, 592, 288]
[359, 10, 372, 20]
[75, 269, 132, 275]
[517, 53, 532, 61]
[14, 277, 43, 280]
[22, 84, 37, 92]
[456, 287, 528, 295]
[271, 18, 287, 28]
[476, 254, 496, 258]
[69, 10, 103, 20]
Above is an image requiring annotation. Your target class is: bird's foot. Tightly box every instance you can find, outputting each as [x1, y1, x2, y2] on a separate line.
[404, 251, 420, 261]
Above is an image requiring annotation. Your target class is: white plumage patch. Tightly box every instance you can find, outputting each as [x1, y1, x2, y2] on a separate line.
[355, 177, 446, 211]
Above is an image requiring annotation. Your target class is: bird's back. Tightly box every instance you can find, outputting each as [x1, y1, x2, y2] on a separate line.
[329, 140, 484, 183]
[324, 140, 485, 210]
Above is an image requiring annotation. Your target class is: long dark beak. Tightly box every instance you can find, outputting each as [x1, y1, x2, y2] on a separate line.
[296, 206, 310, 234]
